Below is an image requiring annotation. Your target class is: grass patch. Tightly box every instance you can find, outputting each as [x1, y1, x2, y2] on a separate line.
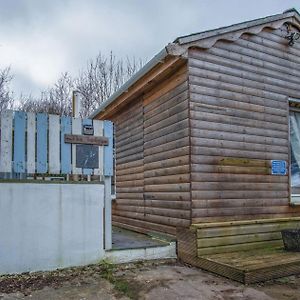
[100, 260, 136, 299]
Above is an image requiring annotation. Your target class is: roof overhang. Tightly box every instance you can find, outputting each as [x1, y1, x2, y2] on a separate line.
[91, 47, 187, 119]
[91, 9, 300, 120]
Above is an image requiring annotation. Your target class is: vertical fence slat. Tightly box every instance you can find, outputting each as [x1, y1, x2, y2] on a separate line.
[82, 119, 93, 175]
[27, 112, 36, 174]
[36, 113, 48, 174]
[0, 110, 13, 173]
[72, 117, 82, 175]
[13, 111, 26, 173]
[103, 120, 113, 250]
[61, 116, 72, 174]
[49, 115, 60, 174]
[93, 120, 104, 176]
[103, 120, 113, 176]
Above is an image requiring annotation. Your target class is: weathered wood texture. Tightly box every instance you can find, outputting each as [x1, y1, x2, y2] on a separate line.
[193, 217, 300, 255]
[177, 217, 300, 283]
[143, 65, 191, 233]
[188, 26, 300, 223]
[112, 65, 190, 235]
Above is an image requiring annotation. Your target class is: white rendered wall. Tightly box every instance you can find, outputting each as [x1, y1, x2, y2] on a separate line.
[0, 183, 105, 274]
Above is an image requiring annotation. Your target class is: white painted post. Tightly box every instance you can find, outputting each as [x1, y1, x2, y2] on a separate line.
[27, 112, 36, 174]
[73, 91, 82, 118]
[49, 115, 60, 174]
[103, 121, 113, 250]
[93, 120, 104, 177]
[71, 117, 82, 175]
[104, 176, 112, 250]
[0, 110, 13, 175]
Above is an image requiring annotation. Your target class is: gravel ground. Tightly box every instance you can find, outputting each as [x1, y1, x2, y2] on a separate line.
[1, 260, 300, 299]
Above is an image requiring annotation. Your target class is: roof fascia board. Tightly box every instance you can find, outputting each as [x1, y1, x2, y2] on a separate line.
[90, 47, 169, 119]
[176, 11, 300, 45]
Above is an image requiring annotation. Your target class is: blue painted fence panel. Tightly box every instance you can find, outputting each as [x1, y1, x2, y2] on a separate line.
[36, 113, 48, 173]
[103, 121, 113, 176]
[82, 119, 93, 175]
[60, 116, 72, 174]
[13, 111, 26, 173]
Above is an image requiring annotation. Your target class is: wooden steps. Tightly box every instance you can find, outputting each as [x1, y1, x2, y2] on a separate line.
[177, 218, 300, 283]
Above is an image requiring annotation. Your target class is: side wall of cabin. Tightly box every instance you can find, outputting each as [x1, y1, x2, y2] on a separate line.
[112, 64, 191, 235]
[188, 24, 300, 223]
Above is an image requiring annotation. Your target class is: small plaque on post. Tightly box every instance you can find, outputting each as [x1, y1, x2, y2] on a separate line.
[271, 160, 287, 175]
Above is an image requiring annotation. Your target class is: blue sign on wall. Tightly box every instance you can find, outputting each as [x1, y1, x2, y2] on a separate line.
[271, 160, 287, 175]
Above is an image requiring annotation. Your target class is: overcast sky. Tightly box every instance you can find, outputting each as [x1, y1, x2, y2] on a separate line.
[0, 0, 299, 97]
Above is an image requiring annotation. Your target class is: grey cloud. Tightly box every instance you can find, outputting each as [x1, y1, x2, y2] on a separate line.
[0, 0, 299, 97]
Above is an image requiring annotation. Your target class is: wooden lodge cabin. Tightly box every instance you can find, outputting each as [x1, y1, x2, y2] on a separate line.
[92, 9, 300, 282]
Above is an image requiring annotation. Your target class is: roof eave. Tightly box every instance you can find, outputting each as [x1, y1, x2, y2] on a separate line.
[175, 10, 300, 45]
[90, 47, 170, 119]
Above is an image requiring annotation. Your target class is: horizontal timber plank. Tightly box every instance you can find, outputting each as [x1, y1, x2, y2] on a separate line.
[145, 199, 191, 209]
[144, 192, 190, 201]
[144, 118, 189, 142]
[191, 182, 286, 191]
[189, 56, 300, 94]
[190, 95, 287, 124]
[189, 80, 287, 110]
[117, 166, 144, 176]
[191, 119, 287, 140]
[189, 66, 298, 99]
[189, 47, 300, 88]
[144, 183, 190, 193]
[144, 155, 189, 171]
[196, 221, 300, 239]
[191, 172, 288, 183]
[116, 192, 144, 200]
[144, 207, 190, 219]
[144, 90, 189, 121]
[116, 152, 144, 164]
[143, 65, 188, 107]
[192, 146, 288, 160]
[144, 165, 190, 178]
[144, 109, 189, 135]
[192, 190, 288, 200]
[144, 100, 189, 129]
[144, 174, 190, 185]
[116, 180, 144, 188]
[116, 159, 143, 171]
[117, 139, 143, 153]
[144, 128, 189, 150]
[192, 206, 295, 218]
[116, 171, 144, 182]
[144, 137, 190, 157]
[116, 145, 144, 160]
[197, 232, 280, 248]
[190, 109, 287, 132]
[112, 215, 176, 235]
[144, 146, 190, 164]
[144, 80, 188, 113]
[216, 38, 300, 77]
[192, 198, 289, 209]
[191, 164, 270, 175]
[189, 75, 286, 104]
[190, 129, 287, 147]
[191, 137, 287, 154]
[117, 187, 144, 193]
[197, 240, 282, 256]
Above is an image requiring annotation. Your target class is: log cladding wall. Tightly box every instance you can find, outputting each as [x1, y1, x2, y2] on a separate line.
[188, 25, 300, 223]
[113, 64, 191, 235]
[112, 99, 145, 232]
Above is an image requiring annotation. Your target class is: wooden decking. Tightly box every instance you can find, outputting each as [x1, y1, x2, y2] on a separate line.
[200, 247, 300, 283]
[177, 219, 300, 283]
